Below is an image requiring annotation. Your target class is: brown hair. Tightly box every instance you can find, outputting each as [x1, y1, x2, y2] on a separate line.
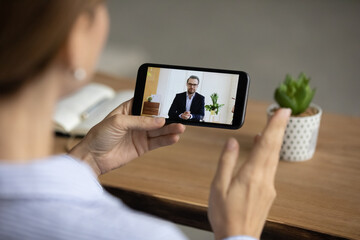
[187, 75, 200, 85]
[0, 0, 103, 94]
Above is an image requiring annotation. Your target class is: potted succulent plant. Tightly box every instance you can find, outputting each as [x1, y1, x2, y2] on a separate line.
[205, 93, 224, 122]
[267, 73, 322, 162]
[205, 93, 224, 115]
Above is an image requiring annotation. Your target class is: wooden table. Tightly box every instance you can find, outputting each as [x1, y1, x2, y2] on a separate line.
[54, 73, 360, 240]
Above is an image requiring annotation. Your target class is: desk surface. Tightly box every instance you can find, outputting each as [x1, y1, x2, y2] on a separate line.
[54, 73, 360, 240]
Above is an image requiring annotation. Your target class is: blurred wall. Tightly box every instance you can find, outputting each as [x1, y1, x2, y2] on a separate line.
[99, 0, 360, 116]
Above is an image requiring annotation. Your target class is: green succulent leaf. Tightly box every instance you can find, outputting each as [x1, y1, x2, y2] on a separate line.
[274, 87, 297, 112]
[274, 73, 316, 115]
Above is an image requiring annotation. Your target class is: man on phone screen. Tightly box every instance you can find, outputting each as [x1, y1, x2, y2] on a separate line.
[168, 75, 205, 121]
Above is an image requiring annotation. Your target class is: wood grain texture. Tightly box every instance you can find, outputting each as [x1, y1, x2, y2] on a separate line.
[104, 187, 348, 240]
[142, 101, 160, 115]
[54, 72, 360, 240]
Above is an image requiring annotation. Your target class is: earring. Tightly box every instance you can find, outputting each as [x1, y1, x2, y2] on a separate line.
[73, 68, 87, 81]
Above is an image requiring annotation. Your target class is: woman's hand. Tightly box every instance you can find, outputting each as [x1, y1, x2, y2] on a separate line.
[69, 99, 185, 176]
[208, 108, 291, 240]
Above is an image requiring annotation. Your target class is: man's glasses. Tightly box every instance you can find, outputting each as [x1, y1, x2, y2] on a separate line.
[187, 83, 198, 87]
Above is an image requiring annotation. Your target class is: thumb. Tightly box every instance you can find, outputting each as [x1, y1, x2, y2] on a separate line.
[110, 114, 165, 131]
[212, 138, 239, 193]
[106, 98, 133, 118]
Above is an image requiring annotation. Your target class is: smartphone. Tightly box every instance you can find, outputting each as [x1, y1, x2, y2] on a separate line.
[132, 63, 250, 129]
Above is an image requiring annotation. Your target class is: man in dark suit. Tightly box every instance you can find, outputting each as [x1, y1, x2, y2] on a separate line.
[168, 75, 205, 121]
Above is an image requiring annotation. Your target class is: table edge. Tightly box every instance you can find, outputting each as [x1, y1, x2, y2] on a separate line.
[104, 185, 350, 240]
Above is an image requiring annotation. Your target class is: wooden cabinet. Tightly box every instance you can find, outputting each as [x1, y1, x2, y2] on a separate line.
[142, 102, 160, 115]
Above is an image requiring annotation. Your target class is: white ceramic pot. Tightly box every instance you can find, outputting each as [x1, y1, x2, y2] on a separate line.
[267, 103, 322, 162]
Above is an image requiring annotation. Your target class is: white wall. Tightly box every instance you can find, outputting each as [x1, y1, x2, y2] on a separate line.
[201, 72, 237, 124]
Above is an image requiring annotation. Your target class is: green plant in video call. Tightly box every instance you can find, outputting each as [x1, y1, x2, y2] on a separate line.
[275, 73, 316, 115]
[205, 93, 224, 115]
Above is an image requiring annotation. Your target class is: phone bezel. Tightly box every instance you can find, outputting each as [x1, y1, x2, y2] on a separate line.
[132, 63, 250, 129]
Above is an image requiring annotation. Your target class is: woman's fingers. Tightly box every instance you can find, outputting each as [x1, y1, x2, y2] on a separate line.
[246, 108, 291, 180]
[254, 133, 262, 144]
[109, 114, 166, 132]
[147, 124, 186, 150]
[208, 109, 291, 240]
[261, 108, 291, 150]
[148, 134, 182, 150]
[212, 138, 239, 194]
[147, 123, 186, 138]
[106, 98, 133, 117]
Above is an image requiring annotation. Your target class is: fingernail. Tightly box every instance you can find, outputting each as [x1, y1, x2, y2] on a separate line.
[227, 138, 237, 150]
[254, 133, 262, 143]
[280, 108, 292, 118]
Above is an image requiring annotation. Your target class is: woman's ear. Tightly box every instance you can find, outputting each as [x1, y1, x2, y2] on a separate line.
[66, 11, 93, 79]
[61, 3, 109, 85]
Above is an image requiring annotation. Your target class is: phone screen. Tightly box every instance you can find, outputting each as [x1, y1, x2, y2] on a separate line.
[133, 63, 250, 129]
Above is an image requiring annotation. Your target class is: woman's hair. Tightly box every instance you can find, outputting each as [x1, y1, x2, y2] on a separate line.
[0, 0, 103, 94]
